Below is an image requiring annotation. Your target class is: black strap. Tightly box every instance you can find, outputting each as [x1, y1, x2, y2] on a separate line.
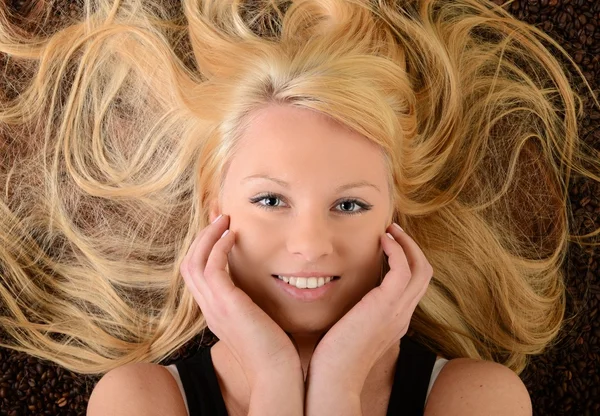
[176, 337, 436, 416]
[386, 336, 438, 415]
[175, 345, 229, 416]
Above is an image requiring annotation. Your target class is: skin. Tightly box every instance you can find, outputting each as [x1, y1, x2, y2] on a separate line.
[209, 103, 394, 375]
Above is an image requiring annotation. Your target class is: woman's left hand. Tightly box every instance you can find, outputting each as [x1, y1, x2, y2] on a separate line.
[306, 223, 434, 398]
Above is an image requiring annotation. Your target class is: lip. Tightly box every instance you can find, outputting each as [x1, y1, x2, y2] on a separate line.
[276, 271, 339, 278]
[271, 275, 339, 302]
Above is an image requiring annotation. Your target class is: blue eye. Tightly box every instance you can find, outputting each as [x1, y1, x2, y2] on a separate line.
[256, 195, 282, 208]
[339, 200, 360, 213]
[248, 193, 372, 216]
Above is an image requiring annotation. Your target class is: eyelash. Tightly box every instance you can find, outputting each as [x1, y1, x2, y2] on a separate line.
[249, 193, 373, 216]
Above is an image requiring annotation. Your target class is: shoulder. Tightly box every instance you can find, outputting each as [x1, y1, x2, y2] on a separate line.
[424, 358, 532, 416]
[87, 362, 187, 416]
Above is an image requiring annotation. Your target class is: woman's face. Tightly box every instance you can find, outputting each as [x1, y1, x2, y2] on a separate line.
[212, 104, 392, 335]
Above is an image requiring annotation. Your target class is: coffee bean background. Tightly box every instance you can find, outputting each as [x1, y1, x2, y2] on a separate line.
[1, 0, 599, 414]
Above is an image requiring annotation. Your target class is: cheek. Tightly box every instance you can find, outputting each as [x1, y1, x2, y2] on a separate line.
[344, 225, 381, 251]
[338, 227, 383, 269]
[228, 213, 281, 263]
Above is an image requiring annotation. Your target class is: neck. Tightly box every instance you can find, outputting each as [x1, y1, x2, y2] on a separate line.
[288, 332, 324, 381]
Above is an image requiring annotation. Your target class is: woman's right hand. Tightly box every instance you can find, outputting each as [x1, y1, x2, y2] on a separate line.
[179, 214, 302, 391]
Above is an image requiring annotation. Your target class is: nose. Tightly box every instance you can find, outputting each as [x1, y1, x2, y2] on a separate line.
[285, 212, 334, 263]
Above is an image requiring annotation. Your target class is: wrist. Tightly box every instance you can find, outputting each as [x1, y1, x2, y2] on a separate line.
[305, 380, 362, 416]
[306, 358, 367, 394]
[249, 365, 304, 416]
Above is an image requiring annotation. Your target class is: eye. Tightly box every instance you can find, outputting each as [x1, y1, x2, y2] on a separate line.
[338, 200, 361, 213]
[334, 199, 372, 215]
[249, 193, 287, 210]
[249, 193, 372, 216]
[253, 194, 285, 208]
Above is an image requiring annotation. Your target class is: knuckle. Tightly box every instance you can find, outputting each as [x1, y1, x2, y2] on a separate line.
[211, 299, 229, 318]
[179, 262, 190, 278]
[419, 259, 433, 275]
[203, 263, 217, 277]
[426, 263, 434, 276]
[188, 256, 202, 273]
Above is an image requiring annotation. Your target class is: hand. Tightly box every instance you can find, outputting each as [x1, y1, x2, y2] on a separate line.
[179, 214, 301, 391]
[307, 223, 434, 395]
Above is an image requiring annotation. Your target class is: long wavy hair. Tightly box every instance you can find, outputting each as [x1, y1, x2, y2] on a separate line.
[1, 0, 599, 376]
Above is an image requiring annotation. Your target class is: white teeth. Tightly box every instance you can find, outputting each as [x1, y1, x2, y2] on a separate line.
[277, 276, 335, 289]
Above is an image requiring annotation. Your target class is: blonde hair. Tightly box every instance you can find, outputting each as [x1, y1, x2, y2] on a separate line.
[1, 0, 599, 376]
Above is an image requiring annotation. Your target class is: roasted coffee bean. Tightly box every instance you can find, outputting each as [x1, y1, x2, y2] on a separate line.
[1, 0, 599, 415]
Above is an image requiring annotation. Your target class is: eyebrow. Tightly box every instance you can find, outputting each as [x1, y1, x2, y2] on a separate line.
[242, 174, 381, 193]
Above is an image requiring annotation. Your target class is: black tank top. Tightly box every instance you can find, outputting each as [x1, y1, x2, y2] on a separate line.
[174, 336, 437, 416]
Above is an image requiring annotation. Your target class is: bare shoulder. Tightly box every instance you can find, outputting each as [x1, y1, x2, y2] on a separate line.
[87, 362, 187, 416]
[424, 358, 532, 416]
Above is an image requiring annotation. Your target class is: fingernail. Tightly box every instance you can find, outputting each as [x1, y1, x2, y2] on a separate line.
[212, 214, 223, 224]
[221, 229, 229, 238]
[393, 222, 404, 232]
[386, 232, 395, 240]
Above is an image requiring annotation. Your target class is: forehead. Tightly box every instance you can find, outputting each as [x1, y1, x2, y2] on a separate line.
[229, 105, 388, 180]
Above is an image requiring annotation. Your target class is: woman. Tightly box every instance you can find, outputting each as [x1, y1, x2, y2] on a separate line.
[156, 103, 530, 416]
[1, 0, 598, 414]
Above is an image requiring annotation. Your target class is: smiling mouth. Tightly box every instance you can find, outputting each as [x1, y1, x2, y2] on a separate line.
[271, 275, 341, 280]
[271, 275, 341, 289]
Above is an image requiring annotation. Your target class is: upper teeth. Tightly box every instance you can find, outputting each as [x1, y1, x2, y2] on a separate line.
[278, 276, 334, 289]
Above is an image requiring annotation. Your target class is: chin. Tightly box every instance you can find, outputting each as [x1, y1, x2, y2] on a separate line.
[274, 311, 339, 336]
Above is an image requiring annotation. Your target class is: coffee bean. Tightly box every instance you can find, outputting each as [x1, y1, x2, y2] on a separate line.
[2, 1, 600, 415]
[559, 12, 568, 27]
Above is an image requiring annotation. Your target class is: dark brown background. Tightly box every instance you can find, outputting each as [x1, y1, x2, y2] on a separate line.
[0, 0, 599, 414]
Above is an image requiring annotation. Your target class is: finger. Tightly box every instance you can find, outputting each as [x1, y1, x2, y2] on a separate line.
[180, 217, 230, 314]
[386, 224, 434, 303]
[187, 215, 231, 293]
[180, 217, 220, 285]
[187, 227, 206, 259]
[189, 215, 227, 265]
[203, 228, 237, 295]
[180, 257, 207, 309]
[379, 232, 412, 294]
[186, 215, 220, 258]
[179, 234, 208, 295]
